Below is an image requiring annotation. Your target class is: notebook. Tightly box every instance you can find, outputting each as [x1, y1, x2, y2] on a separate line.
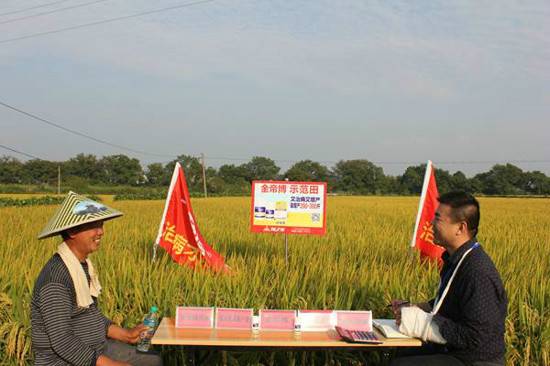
[372, 319, 411, 339]
[335, 326, 383, 344]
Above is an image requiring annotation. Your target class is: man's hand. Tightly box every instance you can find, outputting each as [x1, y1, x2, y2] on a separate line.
[391, 299, 411, 326]
[125, 324, 148, 344]
[107, 324, 148, 345]
[391, 300, 433, 325]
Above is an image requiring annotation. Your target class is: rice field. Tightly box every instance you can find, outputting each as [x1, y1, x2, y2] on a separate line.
[0, 196, 548, 365]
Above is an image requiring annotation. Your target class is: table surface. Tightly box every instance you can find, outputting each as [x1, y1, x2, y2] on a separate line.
[152, 318, 422, 348]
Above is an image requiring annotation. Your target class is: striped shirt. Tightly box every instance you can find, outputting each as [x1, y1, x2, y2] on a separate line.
[31, 254, 111, 366]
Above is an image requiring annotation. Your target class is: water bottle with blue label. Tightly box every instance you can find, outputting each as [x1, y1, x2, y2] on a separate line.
[137, 306, 159, 352]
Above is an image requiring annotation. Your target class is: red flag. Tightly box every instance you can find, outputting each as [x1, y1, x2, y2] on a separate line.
[155, 162, 227, 272]
[410, 160, 444, 265]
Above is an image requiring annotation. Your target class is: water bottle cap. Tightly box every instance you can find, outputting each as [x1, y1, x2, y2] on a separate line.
[150, 306, 158, 313]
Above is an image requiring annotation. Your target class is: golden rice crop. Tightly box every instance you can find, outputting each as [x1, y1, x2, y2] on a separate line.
[0, 196, 548, 365]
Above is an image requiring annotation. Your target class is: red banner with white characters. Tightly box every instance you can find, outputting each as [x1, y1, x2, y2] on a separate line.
[155, 162, 226, 271]
[410, 160, 444, 265]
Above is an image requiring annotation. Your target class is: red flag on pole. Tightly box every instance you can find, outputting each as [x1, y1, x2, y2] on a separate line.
[410, 160, 444, 265]
[154, 162, 227, 272]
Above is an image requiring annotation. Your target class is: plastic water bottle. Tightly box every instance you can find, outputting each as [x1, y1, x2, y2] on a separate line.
[137, 306, 159, 352]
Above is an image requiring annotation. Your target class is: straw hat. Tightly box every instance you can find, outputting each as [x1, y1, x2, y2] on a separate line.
[37, 191, 123, 240]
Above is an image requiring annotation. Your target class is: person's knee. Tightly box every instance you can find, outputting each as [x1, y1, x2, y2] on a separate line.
[152, 355, 163, 366]
[137, 353, 163, 366]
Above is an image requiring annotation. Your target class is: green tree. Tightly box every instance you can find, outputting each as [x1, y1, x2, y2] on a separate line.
[284, 160, 330, 182]
[22, 159, 59, 185]
[523, 171, 550, 195]
[207, 176, 225, 194]
[217, 164, 250, 194]
[145, 163, 167, 186]
[164, 155, 204, 191]
[475, 164, 525, 195]
[449, 171, 480, 193]
[0, 156, 24, 184]
[64, 154, 103, 183]
[333, 159, 385, 194]
[99, 155, 144, 185]
[450, 171, 468, 191]
[399, 165, 467, 195]
[218, 164, 248, 183]
[434, 168, 453, 194]
[379, 175, 405, 194]
[399, 164, 425, 194]
[242, 156, 280, 182]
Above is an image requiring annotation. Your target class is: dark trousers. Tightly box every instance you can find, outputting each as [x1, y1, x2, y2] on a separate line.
[390, 353, 465, 366]
[103, 339, 163, 366]
[390, 344, 504, 366]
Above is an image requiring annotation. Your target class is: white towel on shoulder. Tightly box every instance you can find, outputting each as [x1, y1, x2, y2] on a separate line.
[57, 242, 102, 308]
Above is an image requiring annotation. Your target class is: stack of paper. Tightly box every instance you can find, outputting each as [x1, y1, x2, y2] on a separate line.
[373, 319, 412, 339]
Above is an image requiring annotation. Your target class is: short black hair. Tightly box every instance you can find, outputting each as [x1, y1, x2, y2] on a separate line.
[438, 191, 480, 236]
[61, 230, 70, 241]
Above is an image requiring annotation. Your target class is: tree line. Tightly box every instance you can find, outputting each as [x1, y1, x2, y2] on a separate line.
[1, 153, 549, 196]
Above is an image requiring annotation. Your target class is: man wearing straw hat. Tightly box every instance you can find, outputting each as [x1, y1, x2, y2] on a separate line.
[31, 192, 162, 366]
[390, 191, 507, 366]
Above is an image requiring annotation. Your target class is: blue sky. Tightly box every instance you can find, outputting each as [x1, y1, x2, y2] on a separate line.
[1, 0, 549, 176]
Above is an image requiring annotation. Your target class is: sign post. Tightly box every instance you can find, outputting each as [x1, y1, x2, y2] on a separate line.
[285, 233, 289, 266]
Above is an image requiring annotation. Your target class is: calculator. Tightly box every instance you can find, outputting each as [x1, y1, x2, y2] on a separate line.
[335, 326, 383, 344]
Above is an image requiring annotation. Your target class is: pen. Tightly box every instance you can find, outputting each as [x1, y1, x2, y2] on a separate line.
[387, 301, 410, 308]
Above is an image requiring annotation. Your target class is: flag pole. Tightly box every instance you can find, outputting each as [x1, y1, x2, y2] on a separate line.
[410, 160, 433, 253]
[152, 162, 181, 262]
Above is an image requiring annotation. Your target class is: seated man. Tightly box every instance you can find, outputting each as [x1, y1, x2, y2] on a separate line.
[391, 191, 507, 366]
[31, 192, 162, 366]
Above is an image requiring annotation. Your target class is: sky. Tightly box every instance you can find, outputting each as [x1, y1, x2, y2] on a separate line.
[1, 0, 549, 176]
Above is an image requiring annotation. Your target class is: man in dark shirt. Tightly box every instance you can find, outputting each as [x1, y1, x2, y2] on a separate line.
[391, 191, 507, 366]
